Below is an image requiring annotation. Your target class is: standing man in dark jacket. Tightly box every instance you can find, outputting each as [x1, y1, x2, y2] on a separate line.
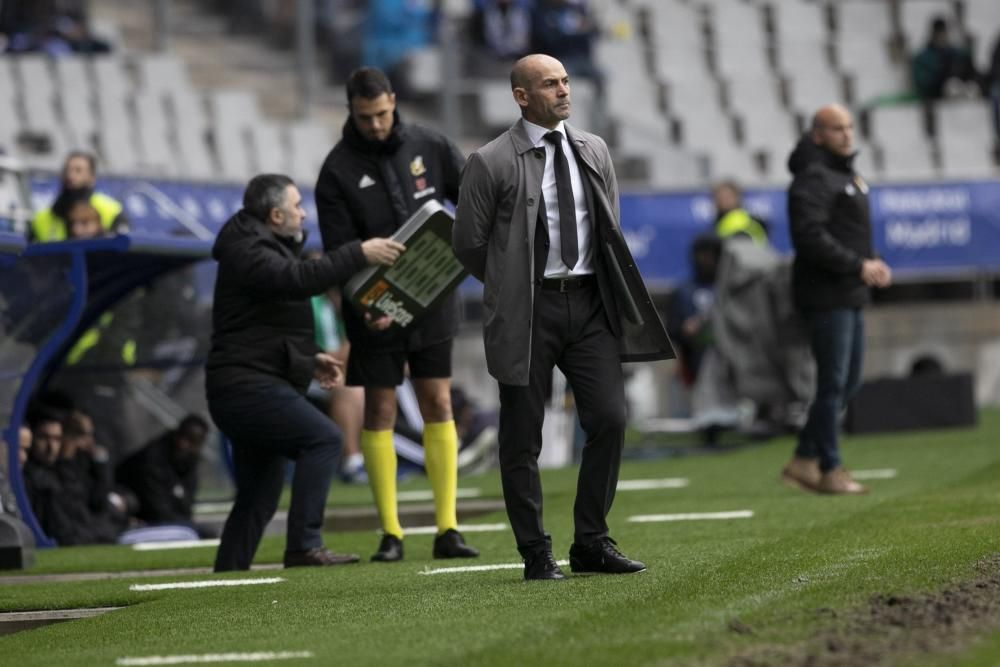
[782, 105, 891, 496]
[315, 67, 479, 563]
[207, 173, 404, 571]
[454, 54, 674, 580]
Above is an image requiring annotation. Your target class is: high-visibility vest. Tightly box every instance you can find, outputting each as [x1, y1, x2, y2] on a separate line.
[30, 192, 123, 242]
[715, 208, 768, 245]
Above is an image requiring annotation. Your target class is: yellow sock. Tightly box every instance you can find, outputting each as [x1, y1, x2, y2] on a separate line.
[423, 420, 459, 533]
[361, 429, 403, 538]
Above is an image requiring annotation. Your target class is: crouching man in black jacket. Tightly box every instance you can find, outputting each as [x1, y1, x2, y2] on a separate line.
[208, 174, 404, 571]
[781, 105, 891, 496]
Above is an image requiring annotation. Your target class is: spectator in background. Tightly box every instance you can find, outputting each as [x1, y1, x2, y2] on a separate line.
[58, 410, 123, 543]
[911, 17, 979, 101]
[116, 416, 209, 531]
[64, 195, 107, 240]
[470, 0, 533, 73]
[0, 426, 32, 515]
[30, 152, 127, 242]
[784, 104, 892, 495]
[531, 0, 602, 87]
[668, 234, 722, 389]
[2, 2, 110, 55]
[712, 181, 769, 245]
[22, 412, 75, 543]
[362, 0, 437, 98]
[308, 279, 367, 484]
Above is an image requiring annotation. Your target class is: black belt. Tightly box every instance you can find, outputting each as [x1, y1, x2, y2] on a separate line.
[540, 275, 596, 292]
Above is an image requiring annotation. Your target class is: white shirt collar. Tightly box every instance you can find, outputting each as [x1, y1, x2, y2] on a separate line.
[522, 118, 566, 148]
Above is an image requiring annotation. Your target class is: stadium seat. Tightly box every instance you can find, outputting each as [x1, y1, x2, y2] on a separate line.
[251, 122, 290, 176]
[476, 80, 521, 134]
[135, 54, 191, 97]
[935, 99, 997, 178]
[837, 40, 908, 107]
[53, 56, 99, 152]
[10, 56, 70, 170]
[208, 90, 262, 182]
[768, 0, 829, 46]
[134, 89, 177, 177]
[833, 1, 893, 44]
[407, 47, 443, 96]
[615, 123, 704, 189]
[852, 141, 879, 181]
[725, 76, 798, 152]
[868, 105, 938, 181]
[963, 0, 1000, 72]
[0, 61, 22, 154]
[784, 64, 847, 119]
[171, 92, 217, 181]
[707, 1, 771, 78]
[287, 121, 333, 185]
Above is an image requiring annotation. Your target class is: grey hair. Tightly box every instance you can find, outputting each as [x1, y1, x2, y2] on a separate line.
[243, 173, 294, 221]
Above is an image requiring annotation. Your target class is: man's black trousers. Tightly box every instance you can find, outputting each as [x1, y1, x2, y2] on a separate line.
[497, 281, 626, 557]
[209, 378, 341, 571]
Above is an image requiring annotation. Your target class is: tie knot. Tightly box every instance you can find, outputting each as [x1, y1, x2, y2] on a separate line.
[543, 131, 563, 146]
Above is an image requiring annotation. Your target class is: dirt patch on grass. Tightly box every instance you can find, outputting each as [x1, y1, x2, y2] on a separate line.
[729, 554, 1000, 666]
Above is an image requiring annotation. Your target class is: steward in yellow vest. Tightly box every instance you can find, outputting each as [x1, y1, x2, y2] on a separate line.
[29, 151, 128, 242]
[711, 180, 769, 245]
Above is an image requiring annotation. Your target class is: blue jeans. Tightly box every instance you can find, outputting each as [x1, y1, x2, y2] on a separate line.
[210, 378, 342, 571]
[795, 309, 864, 472]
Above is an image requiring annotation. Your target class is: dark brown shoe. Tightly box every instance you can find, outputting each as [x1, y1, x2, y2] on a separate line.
[283, 547, 360, 568]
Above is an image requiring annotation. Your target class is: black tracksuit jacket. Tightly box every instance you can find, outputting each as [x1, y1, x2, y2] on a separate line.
[787, 135, 875, 312]
[205, 210, 367, 397]
[315, 113, 465, 352]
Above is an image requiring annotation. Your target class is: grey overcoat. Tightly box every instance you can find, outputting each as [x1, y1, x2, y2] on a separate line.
[453, 119, 675, 386]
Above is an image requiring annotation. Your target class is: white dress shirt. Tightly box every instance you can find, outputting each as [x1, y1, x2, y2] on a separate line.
[522, 119, 594, 277]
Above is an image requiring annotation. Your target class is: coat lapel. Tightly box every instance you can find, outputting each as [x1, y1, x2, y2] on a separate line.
[511, 119, 545, 262]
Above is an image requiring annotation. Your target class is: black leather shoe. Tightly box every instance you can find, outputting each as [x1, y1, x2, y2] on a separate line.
[433, 529, 480, 559]
[283, 547, 360, 568]
[523, 550, 566, 581]
[371, 534, 404, 562]
[569, 537, 646, 574]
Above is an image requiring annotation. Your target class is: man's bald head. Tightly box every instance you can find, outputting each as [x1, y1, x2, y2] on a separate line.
[509, 54, 571, 129]
[810, 104, 855, 157]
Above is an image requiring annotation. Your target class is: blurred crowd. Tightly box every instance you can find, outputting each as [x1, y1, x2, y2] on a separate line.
[2, 392, 209, 545]
[0, 0, 112, 55]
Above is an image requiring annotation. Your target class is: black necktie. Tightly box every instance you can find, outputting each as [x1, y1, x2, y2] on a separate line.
[544, 130, 578, 269]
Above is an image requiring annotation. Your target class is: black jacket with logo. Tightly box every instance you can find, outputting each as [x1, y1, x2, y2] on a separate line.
[315, 113, 465, 352]
[205, 210, 367, 397]
[787, 135, 874, 311]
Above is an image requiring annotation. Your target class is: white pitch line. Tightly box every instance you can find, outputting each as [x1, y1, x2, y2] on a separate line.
[116, 651, 313, 665]
[129, 577, 285, 592]
[397, 488, 481, 502]
[396, 522, 508, 536]
[617, 478, 689, 491]
[628, 510, 754, 523]
[851, 468, 898, 480]
[132, 539, 221, 552]
[419, 560, 569, 575]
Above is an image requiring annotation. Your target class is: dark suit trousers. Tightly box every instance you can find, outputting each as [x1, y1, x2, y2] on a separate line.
[498, 283, 626, 557]
[209, 378, 341, 571]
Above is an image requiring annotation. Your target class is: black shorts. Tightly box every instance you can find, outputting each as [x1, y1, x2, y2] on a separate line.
[346, 339, 453, 388]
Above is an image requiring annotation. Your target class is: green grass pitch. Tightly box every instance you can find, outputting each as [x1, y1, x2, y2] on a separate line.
[2, 411, 999, 666]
